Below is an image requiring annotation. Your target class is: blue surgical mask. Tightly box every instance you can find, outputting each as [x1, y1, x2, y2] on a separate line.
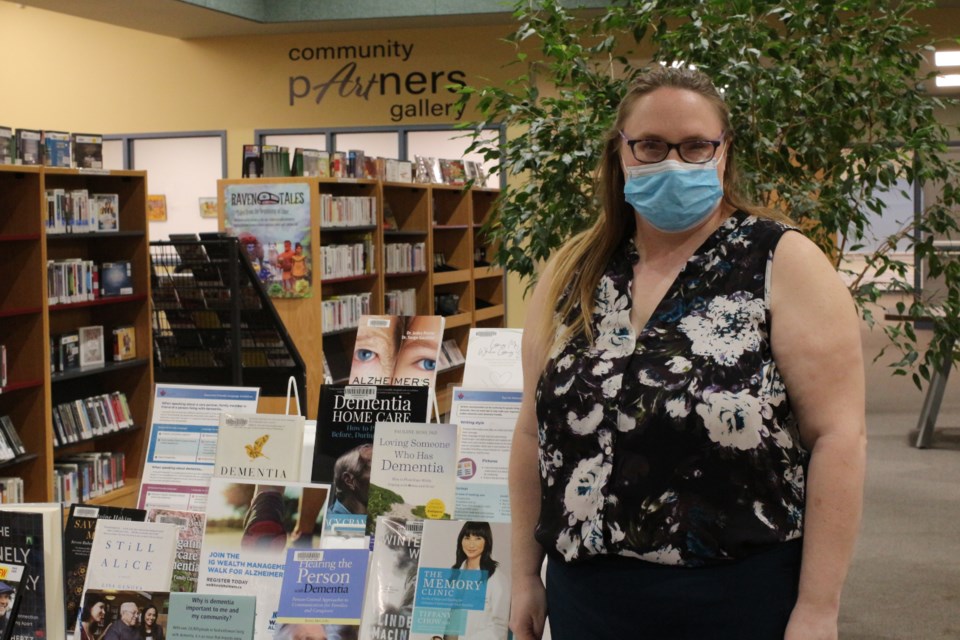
[623, 156, 724, 233]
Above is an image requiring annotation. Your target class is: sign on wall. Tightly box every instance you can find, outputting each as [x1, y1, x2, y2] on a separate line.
[286, 39, 468, 124]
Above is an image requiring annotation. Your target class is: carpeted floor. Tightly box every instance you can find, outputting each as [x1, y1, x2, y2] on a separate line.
[838, 322, 960, 639]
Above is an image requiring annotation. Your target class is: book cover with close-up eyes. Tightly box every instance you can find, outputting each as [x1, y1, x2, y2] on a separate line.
[349, 315, 446, 389]
[311, 384, 430, 537]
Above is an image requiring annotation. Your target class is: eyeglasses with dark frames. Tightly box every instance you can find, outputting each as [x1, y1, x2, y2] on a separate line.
[619, 131, 724, 164]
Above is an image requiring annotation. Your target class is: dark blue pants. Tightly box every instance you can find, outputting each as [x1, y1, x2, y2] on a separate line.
[545, 540, 802, 640]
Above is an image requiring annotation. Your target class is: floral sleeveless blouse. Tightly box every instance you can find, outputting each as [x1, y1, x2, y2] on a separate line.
[534, 212, 808, 567]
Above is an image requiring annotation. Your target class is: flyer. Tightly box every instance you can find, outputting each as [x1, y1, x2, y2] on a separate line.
[449, 388, 522, 522]
[462, 328, 524, 390]
[138, 384, 261, 511]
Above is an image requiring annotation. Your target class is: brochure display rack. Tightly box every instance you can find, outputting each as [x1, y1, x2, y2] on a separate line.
[216, 177, 506, 417]
[149, 236, 306, 399]
[0, 166, 153, 504]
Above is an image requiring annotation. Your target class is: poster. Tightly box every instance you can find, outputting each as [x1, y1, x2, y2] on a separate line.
[224, 182, 312, 298]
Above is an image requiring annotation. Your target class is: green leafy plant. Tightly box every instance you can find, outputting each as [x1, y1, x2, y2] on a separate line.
[459, 0, 960, 385]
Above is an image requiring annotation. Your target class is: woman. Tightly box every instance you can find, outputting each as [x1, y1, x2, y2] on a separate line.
[79, 599, 107, 640]
[453, 522, 509, 640]
[140, 604, 164, 640]
[508, 66, 866, 639]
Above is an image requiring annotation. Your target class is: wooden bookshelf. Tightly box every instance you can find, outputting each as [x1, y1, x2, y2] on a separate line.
[218, 177, 506, 417]
[0, 166, 153, 505]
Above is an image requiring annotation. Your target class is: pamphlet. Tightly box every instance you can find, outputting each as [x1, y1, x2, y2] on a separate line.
[139, 384, 260, 512]
[462, 328, 524, 390]
[450, 389, 522, 522]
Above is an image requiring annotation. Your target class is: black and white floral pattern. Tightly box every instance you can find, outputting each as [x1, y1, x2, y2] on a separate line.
[535, 212, 809, 567]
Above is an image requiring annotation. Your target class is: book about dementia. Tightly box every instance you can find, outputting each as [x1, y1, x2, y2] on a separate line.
[146, 508, 206, 592]
[63, 504, 147, 633]
[366, 422, 458, 536]
[359, 516, 424, 640]
[348, 315, 445, 387]
[214, 412, 305, 482]
[73, 520, 178, 639]
[410, 520, 511, 640]
[276, 548, 369, 626]
[312, 384, 429, 534]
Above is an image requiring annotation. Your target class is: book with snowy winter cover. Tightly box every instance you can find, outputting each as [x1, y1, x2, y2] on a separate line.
[312, 384, 430, 535]
[366, 421, 458, 536]
[358, 517, 423, 640]
[410, 520, 511, 640]
[62, 504, 147, 634]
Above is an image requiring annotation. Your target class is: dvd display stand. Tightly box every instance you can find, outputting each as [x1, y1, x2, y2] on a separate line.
[149, 235, 306, 400]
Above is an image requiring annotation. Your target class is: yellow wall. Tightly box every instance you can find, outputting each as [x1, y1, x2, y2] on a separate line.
[0, 3, 533, 326]
[5, 4, 959, 330]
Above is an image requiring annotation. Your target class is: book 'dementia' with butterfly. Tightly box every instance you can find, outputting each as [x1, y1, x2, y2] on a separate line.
[214, 412, 305, 481]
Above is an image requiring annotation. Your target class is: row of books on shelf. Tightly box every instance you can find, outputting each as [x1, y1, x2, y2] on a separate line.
[385, 287, 417, 315]
[51, 391, 135, 447]
[244, 144, 413, 181]
[437, 338, 466, 371]
[241, 143, 490, 186]
[45, 188, 119, 233]
[321, 292, 372, 334]
[385, 241, 426, 273]
[51, 325, 136, 373]
[0, 126, 104, 168]
[47, 259, 133, 305]
[0, 415, 27, 462]
[415, 154, 488, 186]
[0, 477, 24, 502]
[54, 451, 126, 504]
[320, 237, 376, 279]
[320, 193, 377, 226]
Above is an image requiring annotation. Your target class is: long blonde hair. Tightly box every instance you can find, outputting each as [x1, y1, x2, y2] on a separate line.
[541, 66, 787, 354]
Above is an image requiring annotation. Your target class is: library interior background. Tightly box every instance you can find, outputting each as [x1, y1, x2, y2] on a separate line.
[1, 1, 960, 639]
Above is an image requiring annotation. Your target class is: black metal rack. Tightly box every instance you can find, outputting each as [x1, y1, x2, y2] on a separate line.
[149, 235, 306, 400]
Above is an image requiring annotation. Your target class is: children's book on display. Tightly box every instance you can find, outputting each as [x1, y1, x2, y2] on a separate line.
[358, 516, 423, 640]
